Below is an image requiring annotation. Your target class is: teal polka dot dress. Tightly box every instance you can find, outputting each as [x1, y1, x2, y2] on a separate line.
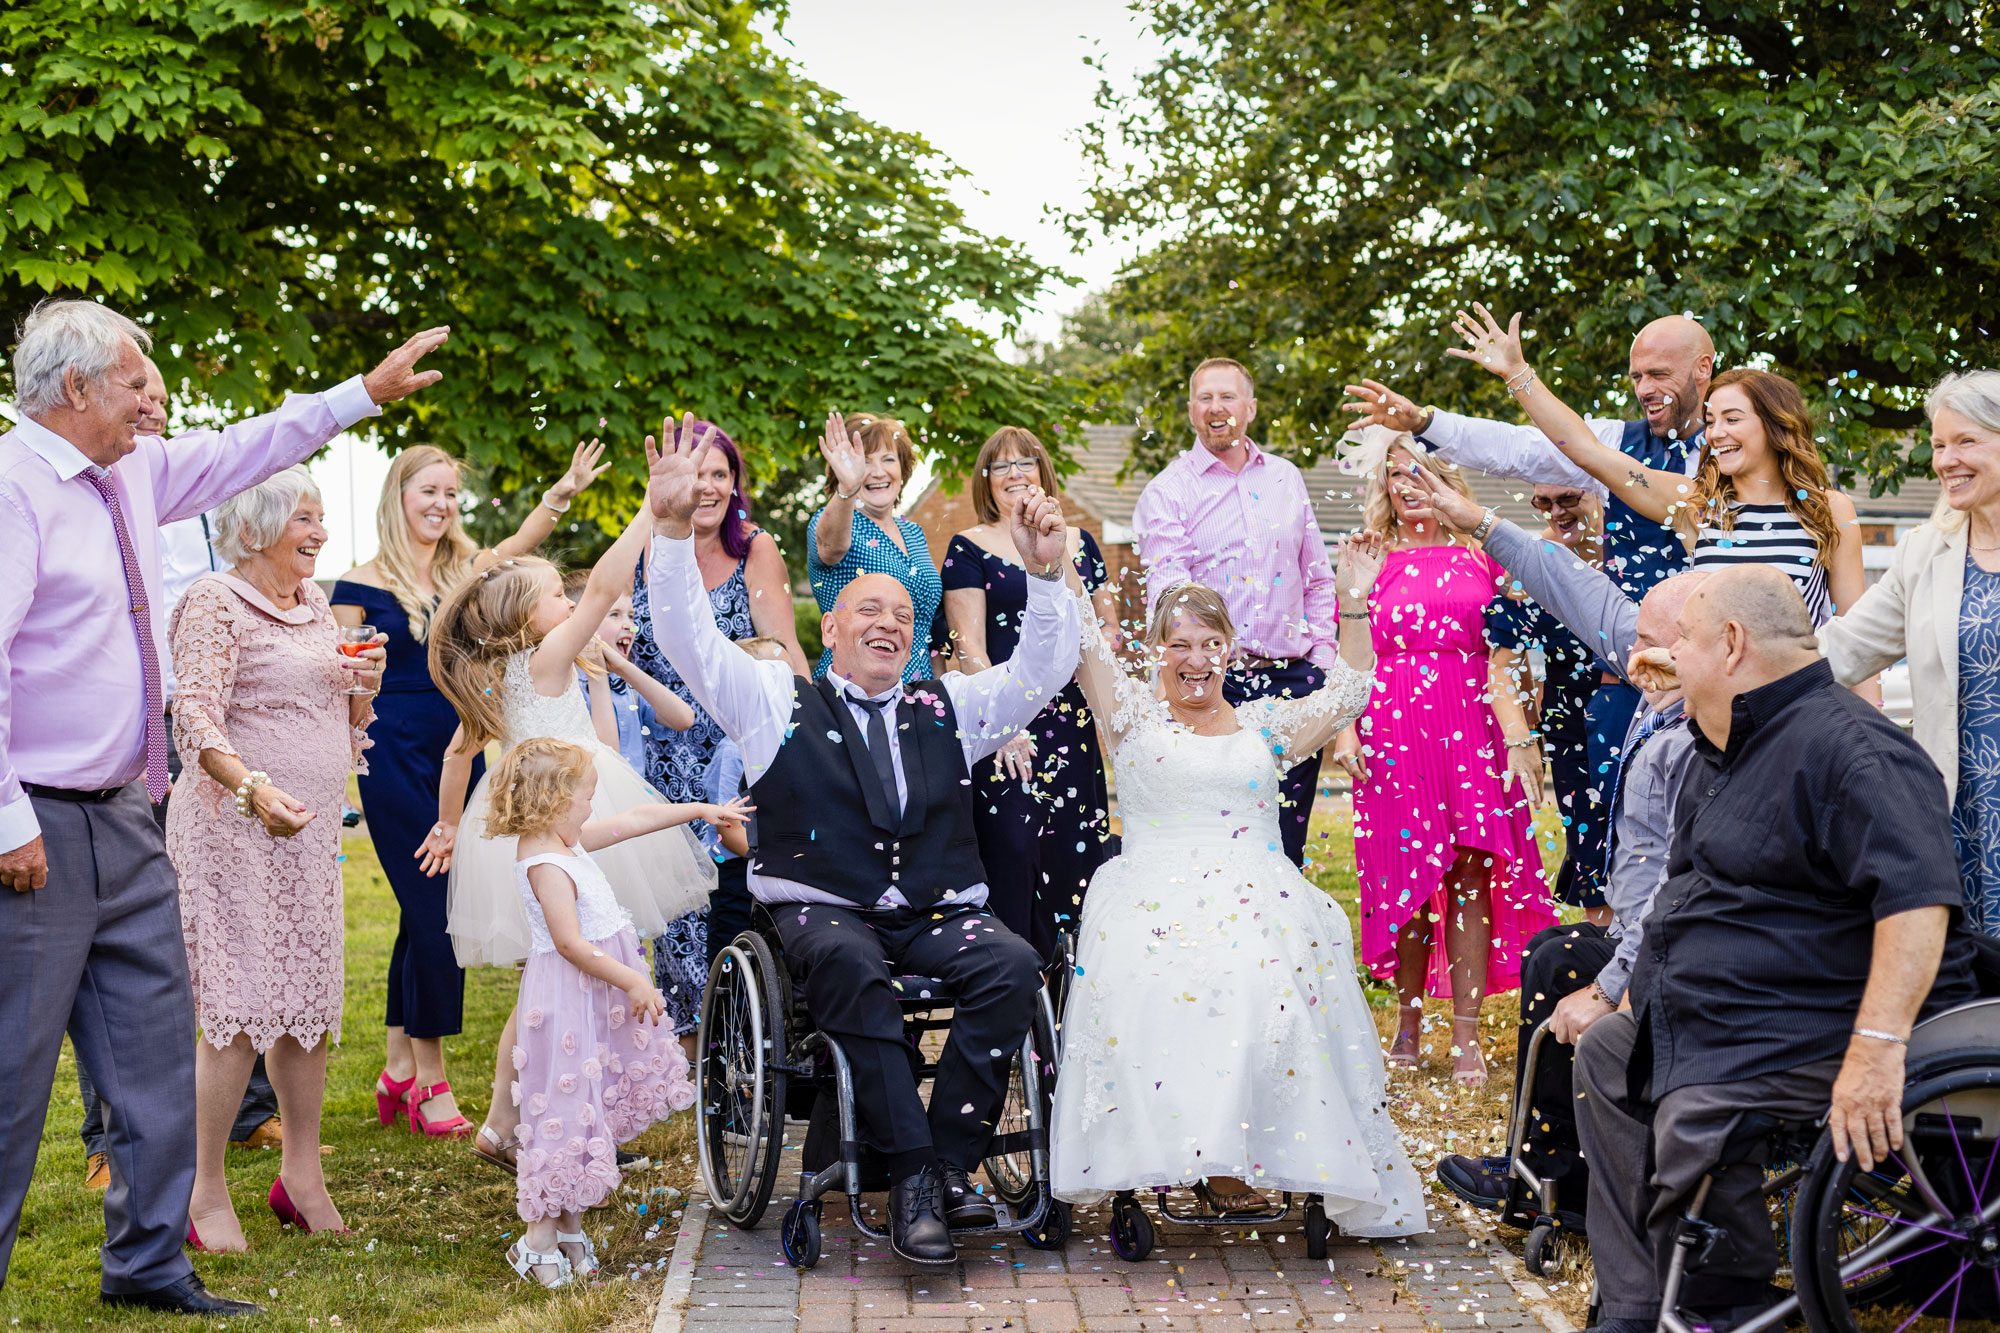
[805, 507, 944, 683]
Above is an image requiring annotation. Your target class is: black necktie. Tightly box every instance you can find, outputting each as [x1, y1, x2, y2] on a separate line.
[846, 693, 902, 817]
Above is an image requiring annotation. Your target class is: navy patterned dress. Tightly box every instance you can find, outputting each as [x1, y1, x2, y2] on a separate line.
[629, 553, 755, 1032]
[805, 507, 944, 682]
[1952, 551, 2000, 938]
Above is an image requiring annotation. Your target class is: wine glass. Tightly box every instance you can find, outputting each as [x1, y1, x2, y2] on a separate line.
[338, 624, 379, 695]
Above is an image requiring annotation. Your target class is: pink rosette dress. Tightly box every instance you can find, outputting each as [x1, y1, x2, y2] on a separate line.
[511, 847, 696, 1221]
[1352, 544, 1554, 998]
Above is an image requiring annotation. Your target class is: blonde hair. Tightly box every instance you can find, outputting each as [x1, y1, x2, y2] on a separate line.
[1146, 583, 1236, 648]
[733, 635, 788, 660]
[1359, 431, 1479, 542]
[1187, 357, 1255, 399]
[428, 557, 559, 751]
[376, 445, 480, 641]
[485, 737, 594, 838]
[969, 427, 1059, 524]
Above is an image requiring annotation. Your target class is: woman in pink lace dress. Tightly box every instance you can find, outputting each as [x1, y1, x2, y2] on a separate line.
[167, 467, 384, 1251]
[1331, 430, 1554, 1087]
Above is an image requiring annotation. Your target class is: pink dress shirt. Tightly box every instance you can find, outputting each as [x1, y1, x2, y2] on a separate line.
[1130, 439, 1342, 667]
[0, 376, 378, 851]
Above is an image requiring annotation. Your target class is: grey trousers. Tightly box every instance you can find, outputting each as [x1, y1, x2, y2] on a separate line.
[1573, 1010, 1843, 1321]
[0, 785, 197, 1295]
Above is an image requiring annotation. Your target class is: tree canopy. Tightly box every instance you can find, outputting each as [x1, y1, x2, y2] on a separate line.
[0, 0, 1081, 541]
[1076, 0, 2000, 483]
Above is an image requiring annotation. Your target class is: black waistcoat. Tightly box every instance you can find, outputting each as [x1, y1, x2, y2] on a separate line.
[748, 676, 986, 909]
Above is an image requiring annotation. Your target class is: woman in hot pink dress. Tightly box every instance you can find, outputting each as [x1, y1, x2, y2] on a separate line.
[1331, 429, 1553, 1086]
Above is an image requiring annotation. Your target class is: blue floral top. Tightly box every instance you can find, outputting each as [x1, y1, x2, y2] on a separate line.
[1952, 550, 2000, 938]
[804, 507, 944, 684]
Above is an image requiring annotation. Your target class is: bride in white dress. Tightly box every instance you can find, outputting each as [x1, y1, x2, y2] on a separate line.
[1049, 536, 1427, 1237]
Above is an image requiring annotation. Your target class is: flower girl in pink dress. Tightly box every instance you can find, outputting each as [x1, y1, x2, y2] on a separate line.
[484, 736, 750, 1288]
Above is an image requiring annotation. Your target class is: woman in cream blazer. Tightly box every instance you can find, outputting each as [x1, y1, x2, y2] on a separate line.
[1820, 370, 2000, 936]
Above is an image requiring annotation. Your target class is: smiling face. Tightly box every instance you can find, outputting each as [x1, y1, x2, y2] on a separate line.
[138, 359, 168, 436]
[856, 441, 904, 515]
[824, 573, 914, 695]
[691, 448, 736, 537]
[1532, 484, 1599, 545]
[1187, 364, 1256, 456]
[1156, 611, 1232, 710]
[1933, 406, 2000, 516]
[243, 497, 330, 586]
[987, 445, 1044, 518]
[1384, 445, 1434, 525]
[595, 591, 637, 657]
[400, 459, 461, 549]
[1702, 383, 1770, 480]
[59, 336, 150, 467]
[1627, 318, 1713, 438]
[527, 567, 575, 639]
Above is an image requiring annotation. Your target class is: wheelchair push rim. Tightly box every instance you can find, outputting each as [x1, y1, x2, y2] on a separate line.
[695, 935, 789, 1229]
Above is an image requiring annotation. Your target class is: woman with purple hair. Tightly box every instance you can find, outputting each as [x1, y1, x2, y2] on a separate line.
[628, 422, 808, 1039]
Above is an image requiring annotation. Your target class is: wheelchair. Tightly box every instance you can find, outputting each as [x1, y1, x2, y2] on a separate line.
[1101, 1184, 1342, 1264]
[1505, 1017, 1591, 1277]
[692, 907, 1070, 1269]
[1580, 996, 2000, 1333]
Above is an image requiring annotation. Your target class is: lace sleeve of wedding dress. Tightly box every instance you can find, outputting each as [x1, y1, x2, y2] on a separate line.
[1247, 657, 1375, 772]
[1070, 584, 1157, 743]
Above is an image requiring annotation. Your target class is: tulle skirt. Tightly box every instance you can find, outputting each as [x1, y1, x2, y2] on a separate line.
[448, 742, 716, 966]
[512, 930, 697, 1221]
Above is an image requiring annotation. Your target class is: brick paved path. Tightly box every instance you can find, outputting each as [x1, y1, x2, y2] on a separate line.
[667, 1191, 1559, 1333]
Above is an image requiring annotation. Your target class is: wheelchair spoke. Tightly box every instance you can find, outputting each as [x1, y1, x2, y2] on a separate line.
[1846, 1233, 1956, 1283]
[1847, 1205, 1969, 1243]
[1938, 1095, 1981, 1203]
[1891, 1259, 1972, 1333]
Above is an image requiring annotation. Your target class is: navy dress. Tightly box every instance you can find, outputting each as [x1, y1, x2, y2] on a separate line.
[1953, 552, 2000, 938]
[329, 581, 482, 1039]
[940, 531, 1114, 961]
[629, 554, 755, 1033]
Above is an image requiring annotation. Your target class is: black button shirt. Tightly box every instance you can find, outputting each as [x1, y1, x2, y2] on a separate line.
[1629, 659, 1983, 1097]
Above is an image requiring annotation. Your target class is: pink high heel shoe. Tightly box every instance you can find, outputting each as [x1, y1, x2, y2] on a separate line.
[405, 1079, 473, 1139]
[376, 1068, 416, 1127]
[268, 1175, 350, 1235]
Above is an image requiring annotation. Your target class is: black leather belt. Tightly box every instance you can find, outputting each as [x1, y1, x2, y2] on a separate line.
[24, 782, 124, 803]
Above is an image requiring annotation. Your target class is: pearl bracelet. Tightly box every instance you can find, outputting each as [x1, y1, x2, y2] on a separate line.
[234, 771, 272, 816]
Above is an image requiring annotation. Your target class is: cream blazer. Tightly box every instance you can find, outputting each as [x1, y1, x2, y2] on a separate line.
[1818, 520, 1968, 803]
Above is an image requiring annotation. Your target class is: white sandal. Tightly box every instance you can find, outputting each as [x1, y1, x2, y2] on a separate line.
[556, 1229, 600, 1279]
[506, 1240, 573, 1289]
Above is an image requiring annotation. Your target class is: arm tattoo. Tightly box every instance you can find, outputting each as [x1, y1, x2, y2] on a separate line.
[1626, 469, 1651, 490]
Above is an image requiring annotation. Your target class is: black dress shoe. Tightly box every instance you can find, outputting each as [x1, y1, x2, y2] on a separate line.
[939, 1163, 997, 1229]
[1435, 1153, 1511, 1212]
[887, 1166, 957, 1265]
[104, 1273, 261, 1317]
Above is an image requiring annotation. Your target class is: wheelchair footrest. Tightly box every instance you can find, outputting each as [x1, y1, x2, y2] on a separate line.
[1675, 1216, 1729, 1268]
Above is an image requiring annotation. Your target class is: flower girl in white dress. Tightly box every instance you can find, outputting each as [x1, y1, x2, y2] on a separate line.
[1049, 533, 1427, 1238]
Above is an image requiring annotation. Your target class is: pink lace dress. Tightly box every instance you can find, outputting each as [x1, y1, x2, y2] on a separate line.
[166, 574, 372, 1053]
[511, 848, 695, 1221]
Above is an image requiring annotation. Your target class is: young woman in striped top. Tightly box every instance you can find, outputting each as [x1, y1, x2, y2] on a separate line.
[1442, 304, 1864, 630]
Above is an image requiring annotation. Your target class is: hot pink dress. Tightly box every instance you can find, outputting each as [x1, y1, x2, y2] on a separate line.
[1351, 544, 1553, 998]
[166, 574, 371, 1053]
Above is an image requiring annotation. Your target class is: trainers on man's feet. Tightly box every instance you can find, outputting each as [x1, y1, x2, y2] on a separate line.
[1435, 1153, 1510, 1211]
[85, 1152, 110, 1191]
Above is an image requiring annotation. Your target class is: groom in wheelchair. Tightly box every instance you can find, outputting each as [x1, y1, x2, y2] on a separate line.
[1572, 565, 1989, 1333]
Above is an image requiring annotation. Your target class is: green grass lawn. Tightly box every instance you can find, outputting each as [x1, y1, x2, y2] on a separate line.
[0, 828, 694, 1333]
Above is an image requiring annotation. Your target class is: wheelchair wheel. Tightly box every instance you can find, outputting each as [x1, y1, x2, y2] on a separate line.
[1110, 1193, 1153, 1261]
[1523, 1221, 1557, 1277]
[1789, 1064, 2000, 1331]
[780, 1199, 823, 1270]
[695, 934, 788, 1228]
[1303, 1198, 1331, 1261]
[1022, 1199, 1071, 1250]
[983, 990, 1060, 1209]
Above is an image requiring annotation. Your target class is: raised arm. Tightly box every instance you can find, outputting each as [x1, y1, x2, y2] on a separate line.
[1342, 377, 1609, 493]
[531, 499, 651, 694]
[490, 438, 613, 560]
[1444, 304, 1688, 524]
[814, 412, 864, 567]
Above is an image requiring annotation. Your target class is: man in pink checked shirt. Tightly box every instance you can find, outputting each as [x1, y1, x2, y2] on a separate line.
[1131, 357, 1344, 867]
[0, 299, 445, 1315]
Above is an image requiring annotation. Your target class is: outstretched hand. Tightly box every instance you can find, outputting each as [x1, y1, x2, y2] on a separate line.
[552, 437, 613, 502]
[363, 327, 451, 405]
[1335, 530, 1386, 602]
[819, 411, 866, 497]
[646, 413, 716, 535]
[1341, 378, 1425, 432]
[1443, 302, 1530, 382]
[1403, 464, 1487, 534]
[1010, 485, 1068, 573]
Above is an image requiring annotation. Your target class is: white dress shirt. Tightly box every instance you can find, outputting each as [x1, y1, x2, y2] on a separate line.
[645, 532, 1081, 909]
[156, 506, 220, 701]
[1418, 409, 1701, 496]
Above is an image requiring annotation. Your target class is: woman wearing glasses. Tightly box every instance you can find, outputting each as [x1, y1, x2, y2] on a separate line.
[941, 428, 1118, 961]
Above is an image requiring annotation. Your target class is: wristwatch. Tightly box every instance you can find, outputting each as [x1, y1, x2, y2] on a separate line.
[1470, 508, 1499, 542]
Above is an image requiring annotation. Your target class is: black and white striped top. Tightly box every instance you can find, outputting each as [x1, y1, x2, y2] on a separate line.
[1692, 502, 1831, 626]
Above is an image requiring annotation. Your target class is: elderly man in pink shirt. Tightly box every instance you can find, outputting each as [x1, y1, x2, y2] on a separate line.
[0, 299, 444, 1315]
[1131, 357, 1344, 867]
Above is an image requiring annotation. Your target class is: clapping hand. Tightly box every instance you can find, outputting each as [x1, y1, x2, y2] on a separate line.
[1335, 530, 1386, 602]
[819, 412, 867, 499]
[1443, 302, 1531, 383]
[1341, 378, 1426, 432]
[1010, 485, 1068, 574]
[362, 327, 451, 405]
[646, 413, 717, 534]
[550, 437, 612, 505]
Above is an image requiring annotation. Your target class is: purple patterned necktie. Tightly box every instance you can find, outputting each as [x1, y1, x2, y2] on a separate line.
[81, 469, 169, 802]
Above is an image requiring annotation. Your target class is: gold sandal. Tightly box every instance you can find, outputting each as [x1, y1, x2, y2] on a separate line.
[470, 1124, 518, 1176]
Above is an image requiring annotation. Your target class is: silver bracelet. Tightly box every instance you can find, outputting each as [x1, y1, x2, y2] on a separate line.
[1470, 508, 1499, 542]
[1505, 732, 1542, 749]
[541, 490, 572, 515]
[1505, 368, 1538, 396]
[1853, 1027, 1908, 1046]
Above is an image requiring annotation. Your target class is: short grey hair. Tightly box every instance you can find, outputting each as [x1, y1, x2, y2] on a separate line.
[213, 466, 322, 565]
[11, 299, 152, 416]
[1928, 370, 2000, 435]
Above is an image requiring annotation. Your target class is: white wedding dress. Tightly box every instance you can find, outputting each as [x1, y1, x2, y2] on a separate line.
[1048, 609, 1428, 1237]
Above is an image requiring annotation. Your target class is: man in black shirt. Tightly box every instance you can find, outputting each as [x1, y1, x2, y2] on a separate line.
[1573, 565, 1982, 1332]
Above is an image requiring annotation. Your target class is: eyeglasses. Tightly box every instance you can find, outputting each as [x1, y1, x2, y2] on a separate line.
[1531, 492, 1588, 511]
[987, 458, 1040, 476]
